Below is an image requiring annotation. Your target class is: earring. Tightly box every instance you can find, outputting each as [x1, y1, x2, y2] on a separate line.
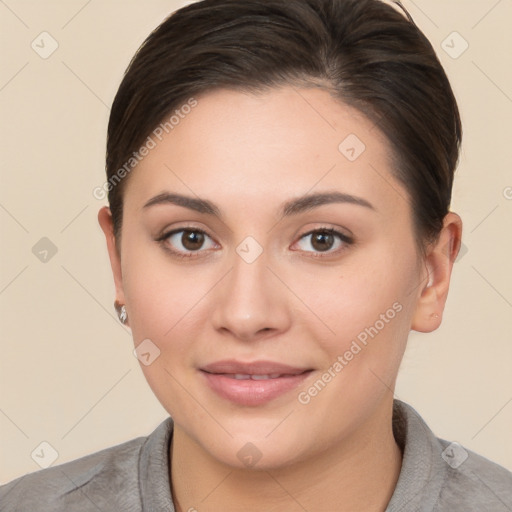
[431, 313, 439, 319]
[114, 301, 128, 324]
[119, 306, 128, 324]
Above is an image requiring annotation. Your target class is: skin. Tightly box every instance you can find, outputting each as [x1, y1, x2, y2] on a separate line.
[99, 86, 462, 511]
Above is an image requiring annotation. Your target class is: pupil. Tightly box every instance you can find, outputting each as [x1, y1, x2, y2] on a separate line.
[182, 231, 204, 250]
[312, 232, 333, 252]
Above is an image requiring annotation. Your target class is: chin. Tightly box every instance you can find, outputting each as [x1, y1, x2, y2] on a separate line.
[209, 437, 308, 471]
[193, 416, 312, 469]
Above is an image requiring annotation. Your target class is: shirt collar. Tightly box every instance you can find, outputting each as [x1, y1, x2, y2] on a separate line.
[139, 416, 175, 511]
[138, 400, 447, 511]
[386, 399, 448, 511]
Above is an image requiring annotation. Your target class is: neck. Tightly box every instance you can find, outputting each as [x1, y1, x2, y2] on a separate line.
[170, 400, 402, 512]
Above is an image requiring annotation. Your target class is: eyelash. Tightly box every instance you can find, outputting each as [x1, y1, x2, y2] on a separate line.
[156, 226, 354, 260]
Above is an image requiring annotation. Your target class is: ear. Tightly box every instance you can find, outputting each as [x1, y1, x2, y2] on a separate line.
[98, 206, 126, 314]
[411, 212, 463, 333]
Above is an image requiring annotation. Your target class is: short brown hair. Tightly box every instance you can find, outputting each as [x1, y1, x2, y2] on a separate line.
[106, 0, 462, 255]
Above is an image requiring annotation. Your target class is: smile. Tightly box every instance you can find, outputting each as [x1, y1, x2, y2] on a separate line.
[199, 360, 313, 406]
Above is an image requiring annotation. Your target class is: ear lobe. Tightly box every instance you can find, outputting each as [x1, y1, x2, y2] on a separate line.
[411, 212, 463, 333]
[98, 206, 126, 307]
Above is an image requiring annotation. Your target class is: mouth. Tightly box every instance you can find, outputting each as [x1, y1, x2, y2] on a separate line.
[199, 360, 314, 406]
[216, 373, 301, 380]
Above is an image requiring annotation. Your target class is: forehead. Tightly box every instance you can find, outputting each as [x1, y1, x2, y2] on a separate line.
[123, 86, 408, 218]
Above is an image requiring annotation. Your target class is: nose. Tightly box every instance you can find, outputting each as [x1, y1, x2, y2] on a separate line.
[210, 247, 292, 342]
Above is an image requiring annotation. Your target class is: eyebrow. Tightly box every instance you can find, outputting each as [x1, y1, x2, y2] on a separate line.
[142, 191, 376, 218]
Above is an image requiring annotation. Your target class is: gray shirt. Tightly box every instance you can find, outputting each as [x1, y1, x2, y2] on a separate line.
[1, 400, 511, 511]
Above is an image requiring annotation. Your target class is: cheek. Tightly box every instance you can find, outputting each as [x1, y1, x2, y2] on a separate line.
[121, 233, 207, 337]
[298, 250, 416, 349]
[121, 252, 210, 416]
[295, 250, 418, 415]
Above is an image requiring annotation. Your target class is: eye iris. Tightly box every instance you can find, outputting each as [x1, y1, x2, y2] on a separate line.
[182, 230, 204, 250]
[311, 231, 334, 252]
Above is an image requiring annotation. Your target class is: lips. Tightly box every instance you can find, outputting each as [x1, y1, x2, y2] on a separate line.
[200, 359, 313, 406]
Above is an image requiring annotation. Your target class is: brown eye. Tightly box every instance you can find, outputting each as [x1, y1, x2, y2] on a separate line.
[181, 230, 205, 251]
[294, 228, 353, 256]
[310, 231, 335, 252]
[159, 228, 217, 257]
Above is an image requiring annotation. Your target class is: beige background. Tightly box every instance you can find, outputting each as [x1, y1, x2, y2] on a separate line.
[1, 0, 511, 483]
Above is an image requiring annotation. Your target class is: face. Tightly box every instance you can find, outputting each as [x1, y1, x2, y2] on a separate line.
[103, 86, 430, 469]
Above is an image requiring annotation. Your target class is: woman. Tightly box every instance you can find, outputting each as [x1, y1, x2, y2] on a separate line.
[1, 0, 511, 510]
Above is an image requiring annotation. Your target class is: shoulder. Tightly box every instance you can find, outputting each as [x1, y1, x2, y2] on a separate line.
[435, 438, 512, 510]
[0, 434, 147, 512]
[390, 400, 512, 512]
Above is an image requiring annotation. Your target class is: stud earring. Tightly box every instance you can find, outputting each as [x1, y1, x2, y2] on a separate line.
[114, 301, 128, 324]
[119, 305, 128, 324]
